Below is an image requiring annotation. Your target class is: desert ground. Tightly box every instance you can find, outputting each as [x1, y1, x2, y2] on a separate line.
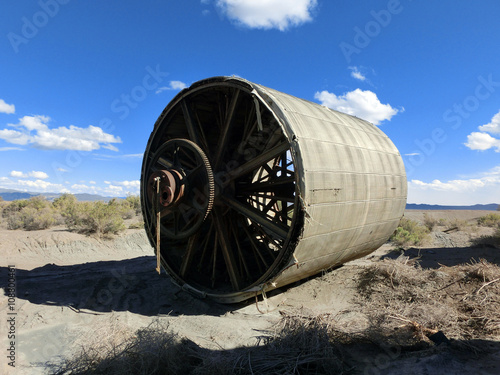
[1, 210, 499, 374]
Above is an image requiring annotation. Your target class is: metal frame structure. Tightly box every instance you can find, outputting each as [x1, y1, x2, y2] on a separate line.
[140, 76, 407, 303]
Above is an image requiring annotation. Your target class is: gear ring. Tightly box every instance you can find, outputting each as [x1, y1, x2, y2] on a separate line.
[146, 138, 215, 240]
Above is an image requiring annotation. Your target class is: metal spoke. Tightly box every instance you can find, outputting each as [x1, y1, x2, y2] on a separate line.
[157, 157, 174, 169]
[214, 90, 240, 169]
[213, 208, 242, 291]
[226, 141, 290, 183]
[230, 218, 251, 280]
[250, 193, 295, 203]
[239, 177, 295, 193]
[211, 229, 218, 288]
[223, 195, 289, 239]
[242, 224, 269, 271]
[180, 233, 199, 278]
[197, 220, 214, 271]
[181, 99, 200, 145]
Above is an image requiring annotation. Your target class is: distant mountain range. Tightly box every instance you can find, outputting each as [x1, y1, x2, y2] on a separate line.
[0, 188, 118, 202]
[406, 203, 499, 211]
[0, 188, 497, 210]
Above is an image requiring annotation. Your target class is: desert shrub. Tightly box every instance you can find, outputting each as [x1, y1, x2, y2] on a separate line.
[390, 217, 430, 247]
[125, 195, 142, 216]
[53, 193, 78, 225]
[53, 193, 78, 212]
[4, 196, 57, 230]
[66, 200, 126, 236]
[21, 206, 55, 230]
[423, 213, 438, 231]
[6, 211, 23, 229]
[477, 213, 500, 228]
[128, 220, 144, 229]
[2, 199, 29, 219]
[448, 218, 472, 232]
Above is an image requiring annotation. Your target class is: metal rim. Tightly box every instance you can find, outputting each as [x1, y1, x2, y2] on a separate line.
[141, 78, 302, 298]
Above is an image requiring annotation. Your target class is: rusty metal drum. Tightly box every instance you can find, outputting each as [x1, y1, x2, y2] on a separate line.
[140, 76, 407, 303]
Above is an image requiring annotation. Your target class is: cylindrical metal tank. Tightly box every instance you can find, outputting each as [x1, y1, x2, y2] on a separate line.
[140, 76, 407, 303]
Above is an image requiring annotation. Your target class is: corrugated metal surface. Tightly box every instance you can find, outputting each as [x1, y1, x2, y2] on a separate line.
[250, 82, 406, 290]
[141, 76, 407, 303]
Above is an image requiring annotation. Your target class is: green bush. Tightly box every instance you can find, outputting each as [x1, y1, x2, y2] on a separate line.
[4, 196, 57, 230]
[390, 217, 430, 247]
[125, 195, 142, 216]
[2, 194, 142, 235]
[2, 199, 29, 219]
[53, 193, 78, 225]
[67, 200, 126, 236]
[21, 206, 55, 230]
[477, 213, 500, 228]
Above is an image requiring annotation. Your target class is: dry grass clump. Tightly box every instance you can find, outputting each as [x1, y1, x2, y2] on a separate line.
[212, 311, 349, 375]
[49, 283, 500, 375]
[49, 314, 351, 375]
[48, 320, 201, 375]
[447, 218, 473, 232]
[477, 213, 500, 228]
[423, 213, 439, 231]
[356, 257, 500, 340]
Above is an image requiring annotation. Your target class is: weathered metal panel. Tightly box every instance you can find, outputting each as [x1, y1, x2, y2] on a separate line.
[141, 76, 406, 303]
[250, 82, 406, 290]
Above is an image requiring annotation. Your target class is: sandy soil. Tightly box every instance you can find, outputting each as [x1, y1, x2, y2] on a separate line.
[1, 211, 499, 374]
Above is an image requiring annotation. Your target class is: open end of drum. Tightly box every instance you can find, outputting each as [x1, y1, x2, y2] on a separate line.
[141, 78, 303, 301]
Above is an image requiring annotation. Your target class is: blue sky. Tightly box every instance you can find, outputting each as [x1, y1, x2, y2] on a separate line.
[0, 0, 499, 205]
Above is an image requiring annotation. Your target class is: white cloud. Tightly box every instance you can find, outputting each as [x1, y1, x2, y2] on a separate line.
[408, 166, 500, 205]
[314, 89, 399, 125]
[9, 171, 24, 178]
[155, 80, 188, 94]
[0, 115, 121, 151]
[465, 110, 500, 152]
[0, 128, 30, 145]
[216, 0, 317, 31]
[16, 179, 66, 193]
[31, 171, 49, 179]
[465, 132, 500, 152]
[9, 170, 49, 179]
[71, 184, 90, 190]
[478, 110, 500, 134]
[0, 146, 23, 151]
[104, 180, 140, 196]
[349, 66, 366, 81]
[107, 185, 124, 192]
[0, 99, 15, 114]
[92, 153, 143, 160]
[410, 178, 485, 192]
[405, 152, 420, 156]
[113, 180, 140, 188]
